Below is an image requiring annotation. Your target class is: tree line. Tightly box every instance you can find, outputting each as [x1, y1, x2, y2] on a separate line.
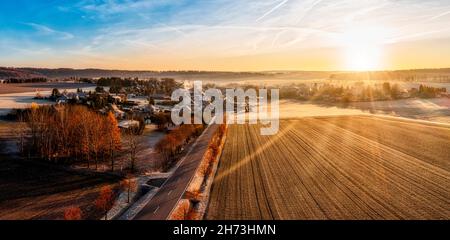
[155, 124, 205, 171]
[279, 82, 447, 103]
[2, 78, 48, 83]
[97, 77, 183, 96]
[417, 84, 447, 98]
[17, 104, 121, 170]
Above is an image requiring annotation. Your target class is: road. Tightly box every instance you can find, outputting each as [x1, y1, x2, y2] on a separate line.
[133, 124, 218, 220]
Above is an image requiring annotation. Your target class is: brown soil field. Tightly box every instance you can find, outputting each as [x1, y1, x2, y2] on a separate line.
[0, 158, 120, 220]
[206, 116, 450, 220]
[0, 82, 95, 94]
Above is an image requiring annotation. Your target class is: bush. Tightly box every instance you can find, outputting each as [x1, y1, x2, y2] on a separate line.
[64, 207, 82, 220]
[155, 124, 205, 170]
[95, 186, 114, 220]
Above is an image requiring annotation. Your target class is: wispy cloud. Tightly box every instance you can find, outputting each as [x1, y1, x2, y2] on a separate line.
[2, 0, 450, 70]
[25, 23, 74, 40]
[343, 1, 389, 23]
[429, 9, 450, 21]
[295, 0, 323, 24]
[79, 0, 180, 16]
[256, 0, 289, 22]
[58, 0, 450, 62]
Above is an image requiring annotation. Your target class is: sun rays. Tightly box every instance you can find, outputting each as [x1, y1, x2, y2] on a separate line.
[339, 25, 389, 71]
[213, 122, 296, 183]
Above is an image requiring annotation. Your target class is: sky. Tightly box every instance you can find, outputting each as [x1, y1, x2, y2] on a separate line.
[1, 0, 450, 71]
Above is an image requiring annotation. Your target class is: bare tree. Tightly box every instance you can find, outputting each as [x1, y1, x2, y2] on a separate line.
[12, 116, 28, 156]
[124, 127, 141, 172]
[95, 186, 114, 220]
[104, 112, 121, 171]
[22, 105, 121, 168]
[121, 177, 137, 203]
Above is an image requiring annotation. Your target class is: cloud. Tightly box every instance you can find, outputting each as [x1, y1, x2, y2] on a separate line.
[25, 23, 74, 40]
[71, 0, 450, 61]
[256, 0, 289, 22]
[429, 10, 450, 21]
[79, 0, 179, 15]
[295, 0, 323, 24]
[3, 0, 450, 70]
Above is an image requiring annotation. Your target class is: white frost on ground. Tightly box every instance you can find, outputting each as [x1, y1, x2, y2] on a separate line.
[114, 176, 161, 220]
[0, 87, 96, 116]
[105, 176, 152, 220]
[0, 91, 53, 115]
[278, 101, 369, 118]
[237, 98, 450, 124]
[346, 98, 450, 123]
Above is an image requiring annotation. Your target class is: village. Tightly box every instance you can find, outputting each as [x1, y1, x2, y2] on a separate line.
[0, 77, 229, 220]
[30, 79, 179, 132]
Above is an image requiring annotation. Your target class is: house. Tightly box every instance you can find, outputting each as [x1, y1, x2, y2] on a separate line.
[132, 106, 144, 111]
[56, 95, 68, 104]
[66, 92, 79, 101]
[77, 92, 88, 100]
[0, 79, 5, 84]
[118, 120, 140, 129]
[142, 104, 159, 114]
[111, 95, 122, 103]
[110, 104, 125, 119]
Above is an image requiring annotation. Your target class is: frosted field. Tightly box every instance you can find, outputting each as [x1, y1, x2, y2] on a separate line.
[0, 86, 97, 116]
[0, 91, 53, 116]
[237, 98, 450, 124]
[1, 88, 449, 124]
[346, 98, 450, 123]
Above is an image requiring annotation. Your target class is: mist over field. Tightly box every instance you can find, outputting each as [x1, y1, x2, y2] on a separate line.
[1, 0, 450, 222]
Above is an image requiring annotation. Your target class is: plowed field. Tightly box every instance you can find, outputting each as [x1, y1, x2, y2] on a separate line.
[206, 116, 450, 219]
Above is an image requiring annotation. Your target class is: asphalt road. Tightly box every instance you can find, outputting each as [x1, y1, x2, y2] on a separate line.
[133, 124, 218, 220]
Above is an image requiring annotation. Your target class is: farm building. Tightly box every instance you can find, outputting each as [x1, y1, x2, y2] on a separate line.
[56, 95, 68, 104]
[118, 120, 140, 129]
[110, 104, 125, 118]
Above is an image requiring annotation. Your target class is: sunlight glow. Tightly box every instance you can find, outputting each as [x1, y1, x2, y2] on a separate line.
[341, 25, 387, 71]
[1, 1, 450, 70]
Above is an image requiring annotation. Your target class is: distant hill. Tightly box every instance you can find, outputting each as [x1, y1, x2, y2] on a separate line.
[1, 67, 450, 82]
[0, 67, 46, 79]
[330, 68, 450, 82]
[0, 67, 340, 81]
[13, 68, 274, 80]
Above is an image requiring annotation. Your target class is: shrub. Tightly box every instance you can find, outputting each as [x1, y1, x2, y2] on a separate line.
[64, 207, 82, 220]
[95, 186, 114, 220]
[155, 124, 206, 170]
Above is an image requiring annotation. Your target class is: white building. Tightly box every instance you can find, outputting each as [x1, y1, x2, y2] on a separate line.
[118, 120, 140, 129]
[56, 96, 68, 104]
[111, 104, 125, 119]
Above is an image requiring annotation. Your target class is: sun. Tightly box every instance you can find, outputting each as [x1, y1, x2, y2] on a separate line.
[340, 25, 387, 71]
[346, 44, 381, 71]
